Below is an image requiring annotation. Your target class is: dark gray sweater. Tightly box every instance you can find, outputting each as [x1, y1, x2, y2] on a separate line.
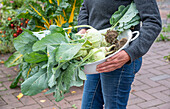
[78, 0, 162, 63]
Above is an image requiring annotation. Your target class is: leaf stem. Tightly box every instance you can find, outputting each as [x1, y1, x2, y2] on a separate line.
[63, 25, 94, 30]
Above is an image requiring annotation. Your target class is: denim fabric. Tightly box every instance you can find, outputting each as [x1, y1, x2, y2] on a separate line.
[81, 57, 142, 109]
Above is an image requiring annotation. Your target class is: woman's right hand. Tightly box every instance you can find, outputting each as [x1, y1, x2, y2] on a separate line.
[78, 29, 87, 34]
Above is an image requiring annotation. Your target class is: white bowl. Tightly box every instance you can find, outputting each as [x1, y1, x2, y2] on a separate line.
[83, 28, 139, 74]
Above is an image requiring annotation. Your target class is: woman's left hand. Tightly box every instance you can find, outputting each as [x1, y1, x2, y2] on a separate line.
[96, 50, 130, 73]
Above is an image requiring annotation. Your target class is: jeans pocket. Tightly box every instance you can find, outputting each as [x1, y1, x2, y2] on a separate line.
[133, 57, 142, 74]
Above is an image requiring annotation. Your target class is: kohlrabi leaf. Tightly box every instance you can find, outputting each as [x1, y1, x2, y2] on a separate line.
[110, 5, 129, 26]
[110, 2, 140, 31]
[14, 30, 39, 54]
[54, 64, 79, 102]
[32, 33, 68, 51]
[21, 68, 48, 96]
[118, 3, 139, 24]
[24, 51, 48, 63]
[5, 51, 23, 68]
[55, 43, 83, 62]
[47, 45, 59, 80]
[10, 71, 22, 88]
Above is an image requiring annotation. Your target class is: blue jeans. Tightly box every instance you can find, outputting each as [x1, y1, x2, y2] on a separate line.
[81, 57, 142, 109]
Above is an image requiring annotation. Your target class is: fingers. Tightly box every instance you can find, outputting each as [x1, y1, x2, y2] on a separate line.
[96, 63, 120, 73]
[106, 53, 119, 61]
[97, 59, 118, 68]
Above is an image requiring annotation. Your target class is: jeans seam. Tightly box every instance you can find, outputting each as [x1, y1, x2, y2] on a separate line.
[116, 66, 124, 108]
[90, 78, 100, 109]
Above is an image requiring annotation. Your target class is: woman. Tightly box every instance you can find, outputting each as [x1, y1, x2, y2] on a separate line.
[78, 0, 162, 109]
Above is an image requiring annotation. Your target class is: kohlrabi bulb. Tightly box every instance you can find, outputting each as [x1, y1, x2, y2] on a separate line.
[84, 28, 103, 48]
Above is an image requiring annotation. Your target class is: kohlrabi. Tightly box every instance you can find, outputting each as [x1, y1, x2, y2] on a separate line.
[83, 28, 103, 48]
[89, 44, 116, 62]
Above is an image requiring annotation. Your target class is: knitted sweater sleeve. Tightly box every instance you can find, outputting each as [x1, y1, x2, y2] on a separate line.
[77, 2, 89, 31]
[123, 0, 162, 63]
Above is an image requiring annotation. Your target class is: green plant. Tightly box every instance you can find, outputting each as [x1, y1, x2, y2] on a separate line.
[17, 0, 83, 32]
[0, 2, 29, 53]
[164, 54, 170, 62]
[156, 14, 170, 42]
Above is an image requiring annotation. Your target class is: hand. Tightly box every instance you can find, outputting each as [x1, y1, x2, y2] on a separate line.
[96, 50, 130, 73]
[78, 29, 87, 34]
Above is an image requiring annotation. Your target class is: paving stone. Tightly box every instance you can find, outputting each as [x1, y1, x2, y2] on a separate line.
[137, 99, 164, 108]
[136, 73, 156, 80]
[0, 97, 6, 106]
[134, 91, 155, 101]
[140, 78, 160, 87]
[0, 87, 7, 91]
[144, 86, 168, 94]
[162, 68, 170, 74]
[70, 86, 83, 94]
[129, 94, 137, 100]
[147, 68, 164, 75]
[160, 10, 170, 19]
[8, 102, 24, 108]
[127, 105, 142, 109]
[162, 89, 170, 96]
[132, 79, 143, 86]
[131, 84, 150, 91]
[150, 60, 168, 66]
[52, 99, 72, 109]
[158, 80, 170, 88]
[41, 105, 59, 109]
[32, 92, 46, 98]
[20, 96, 37, 105]
[152, 92, 170, 102]
[142, 64, 160, 70]
[2, 68, 17, 76]
[150, 74, 170, 81]
[64, 94, 82, 102]
[0, 72, 6, 78]
[69, 100, 82, 109]
[137, 69, 149, 75]
[17, 104, 42, 109]
[0, 105, 13, 109]
[157, 103, 170, 109]
[155, 65, 170, 71]
[34, 96, 54, 108]
[3, 81, 12, 89]
[46, 94, 55, 101]
[1, 94, 18, 104]
[128, 97, 145, 105]
[148, 107, 159, 109]
[0, 87, 20, 95]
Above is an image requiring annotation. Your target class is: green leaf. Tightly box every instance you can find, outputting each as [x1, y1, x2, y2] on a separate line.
[47, 45, 59, 79]
[5, 51, 23, 68]
[48, 74, 57, 88]
[110, 2, 140, 30]
[10, 71, 22, 89]
[54, 64, 77, 102]
[110, 5, 129, 26]
[32, 33, 67, 51]
[24, 51, 48, 63]
[56, 43, 83, 62]
[21, 68, 48, 96]
[118, 3, 139, 23]
[14, 30, 39, 54]
[49, 25, 65, 35]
